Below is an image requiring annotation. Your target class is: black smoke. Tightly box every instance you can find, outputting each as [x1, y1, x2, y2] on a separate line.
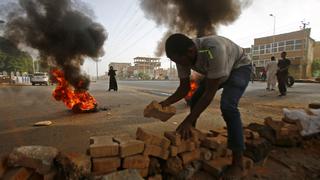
[2, 0, 107, 90]
[139, 0, 252, 56]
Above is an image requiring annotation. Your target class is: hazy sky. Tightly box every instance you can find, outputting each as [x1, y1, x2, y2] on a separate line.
[1, 0, 320, 76]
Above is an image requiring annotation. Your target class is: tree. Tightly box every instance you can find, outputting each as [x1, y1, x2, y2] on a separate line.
[312, 59, 320, 77]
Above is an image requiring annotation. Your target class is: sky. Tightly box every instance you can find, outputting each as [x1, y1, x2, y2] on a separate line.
[1, 0, 320, 76]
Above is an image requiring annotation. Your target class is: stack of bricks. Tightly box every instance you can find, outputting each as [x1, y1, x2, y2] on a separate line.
[264, 116, 302, 147]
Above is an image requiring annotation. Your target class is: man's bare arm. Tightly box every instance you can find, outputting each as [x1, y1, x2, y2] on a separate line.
[160, 78, 190, 107]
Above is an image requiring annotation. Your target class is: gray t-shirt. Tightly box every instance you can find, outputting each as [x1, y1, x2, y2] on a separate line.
[176, 35, 251, 81]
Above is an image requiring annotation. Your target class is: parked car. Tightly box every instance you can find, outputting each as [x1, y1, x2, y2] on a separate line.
[31, 72, 49, 86]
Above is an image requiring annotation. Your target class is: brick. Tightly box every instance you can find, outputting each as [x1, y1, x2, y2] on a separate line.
[264, 117, 285, 131]
[220, 148, 232, 158]
[123, 155, 150, 169]
[177, 141, 196, 154]
[113, 135, 145, 158]
[170, 146, 178, 157]
[143, 145, 169, 160]
[138, 167, 149, 178]
[148, 158, 161, 176]
[55, 152, 91, 179]
[136, 128, 170, 150]
[164, 157, 183, 175]
[244, 129, 260, 140]
[179, 149, 201, 165]
[203, 158, 231, 178]
[43, 169, 57, 180]
[2, 167, 33, 180]
[144, 101, 176, 122]
[201, 135, 227, 150]
[0, 155, 8, 178]
[148, 174, 162, 180]
[200, 148, 212, 161]
[92, 157, 121, 173]
[7, 146, 58, 174]
[309, 102, 320, 109]
[89, 135, 119, 158]
[164, 131, 181, 146]
[244, 138, 272, 163]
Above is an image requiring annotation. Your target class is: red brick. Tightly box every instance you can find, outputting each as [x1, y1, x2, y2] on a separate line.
[164, 157, 183, 175]
[3, 167, 33, 180]
[170, 146, 178, 157]
[201, 135, 227, 150]
[89, 135, 119, 158]
[264, 117, 285, 131]
[143, 145, 169, 160]
[179, 149, 201, 165]
[123, 155, 150, 169]
[243, 157, 254, 170]
[144, 101, 176, 122]
[138, 167, 149, 177]
[177, 141, 196, 154]
[244, 129, 260, 140]
[203, 158, 231, 178]
[113, 135, 145, 158]
[92, 157, 121, 173]
[164, 131, 181, 146]
[136, 128, 170, 150]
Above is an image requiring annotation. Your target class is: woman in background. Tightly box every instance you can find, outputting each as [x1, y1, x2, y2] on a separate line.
[108, 66, 118, 91]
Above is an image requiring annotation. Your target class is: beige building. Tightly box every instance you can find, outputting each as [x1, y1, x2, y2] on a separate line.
[133, 57, 161, 78]
[252, 28, 315, 79]
[108, 62, 131, 79]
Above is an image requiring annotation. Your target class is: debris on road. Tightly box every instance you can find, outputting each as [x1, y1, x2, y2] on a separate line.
[33, 121, 52, 126]
[144, 101, 176, 122]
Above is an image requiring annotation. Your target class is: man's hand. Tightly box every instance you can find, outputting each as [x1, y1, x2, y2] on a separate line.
[176, 115, 195, 139]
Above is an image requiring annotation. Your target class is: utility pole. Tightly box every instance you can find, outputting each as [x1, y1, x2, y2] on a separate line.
[269, 14, 276, 56]
[96, 59, 99, 81]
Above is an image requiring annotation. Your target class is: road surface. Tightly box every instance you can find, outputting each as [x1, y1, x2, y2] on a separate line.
[0, 80, 319, 154]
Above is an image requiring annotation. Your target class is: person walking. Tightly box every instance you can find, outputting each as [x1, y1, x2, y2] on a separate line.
[277, 51, 291, 96]
[265, 56, 278, 90]
[108, 66, 118, 91]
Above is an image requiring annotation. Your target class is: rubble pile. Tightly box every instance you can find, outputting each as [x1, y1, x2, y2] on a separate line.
[0, 103, 319, 179]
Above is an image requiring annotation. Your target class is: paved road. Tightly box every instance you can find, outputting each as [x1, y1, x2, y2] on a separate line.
[0, 81, 319, 154]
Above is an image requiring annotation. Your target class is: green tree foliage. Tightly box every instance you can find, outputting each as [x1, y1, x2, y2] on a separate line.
[312, 58, 320, 77]
[0, 37, 33, 73]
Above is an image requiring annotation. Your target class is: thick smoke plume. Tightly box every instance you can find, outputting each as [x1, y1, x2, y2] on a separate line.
[139, 0, 252, 56]
[3, 0, 107, 90]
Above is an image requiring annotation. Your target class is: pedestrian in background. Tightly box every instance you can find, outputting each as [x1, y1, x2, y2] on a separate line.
[251, 63, 256, 83]
[265, 56, 278, 91]
[108, 66, 118, 91]
[277, 51, 291, 96]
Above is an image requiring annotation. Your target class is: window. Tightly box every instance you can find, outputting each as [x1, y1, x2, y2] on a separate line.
[252, 56, 259, 60]
[253, 46, 259, 51]
[260, 49, 265, 54]
[278, 41, 285, 46]
[272, 42, 278, 48]
[272, 48, 278, 53]
[285, 45, 294, 51]
[265, 48, 271, 54]
[286, 40, 294, 45]
[259, 45, 265, 49]
[294, 39, 303, 50]
[278, 46, 285, 52]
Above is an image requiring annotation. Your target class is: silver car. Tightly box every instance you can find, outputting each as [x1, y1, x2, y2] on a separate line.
[31, 72, 49, 86]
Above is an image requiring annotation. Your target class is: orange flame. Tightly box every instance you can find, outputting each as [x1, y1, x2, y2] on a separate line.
[52, 69, 97, 111]
[185, 80, 199, 101]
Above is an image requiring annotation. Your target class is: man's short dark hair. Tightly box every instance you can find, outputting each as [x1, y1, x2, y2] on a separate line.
[165, 33, 195, 59]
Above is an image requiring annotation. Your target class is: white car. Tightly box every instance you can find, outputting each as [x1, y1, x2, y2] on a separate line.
[31, 72, 49, 86]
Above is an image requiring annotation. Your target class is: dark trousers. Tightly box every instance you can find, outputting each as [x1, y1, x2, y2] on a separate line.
[190, 65, 251, 152]
[277, 73, 288, 95]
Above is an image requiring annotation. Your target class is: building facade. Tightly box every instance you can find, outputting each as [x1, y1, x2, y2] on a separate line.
[251, 28, 315, 79]
[133, 57, 161, 79]
[108, 62, 131, 79]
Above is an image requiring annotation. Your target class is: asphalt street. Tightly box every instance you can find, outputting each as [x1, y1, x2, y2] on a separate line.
[0, 80, 319, 154]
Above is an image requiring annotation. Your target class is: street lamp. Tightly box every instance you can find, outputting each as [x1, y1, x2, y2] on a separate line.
[269, 14, 276, 56]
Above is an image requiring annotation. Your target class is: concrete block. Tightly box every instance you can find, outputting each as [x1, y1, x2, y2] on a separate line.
[179, 149, 201, 165]
[113, 135, 145, 158]
[177, 141, 196, 154]
[7, 146, 58, 174]
[203, 158, 231, 178]
[92, 157, 121, 174]
[201, 135, 227, 150]
[170, 146, 178, 157]
[89, 135, 119, 158]
[164, 157, 183, 175]
[100, 169, 144, 180]
[164, 131, 181, 146]
[144, 101, 176, 122]
[123, 155, 150, 169]
[136, 128, 170, 150]
[200, 148, 212, 161]
[143, 145, 169, 160]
